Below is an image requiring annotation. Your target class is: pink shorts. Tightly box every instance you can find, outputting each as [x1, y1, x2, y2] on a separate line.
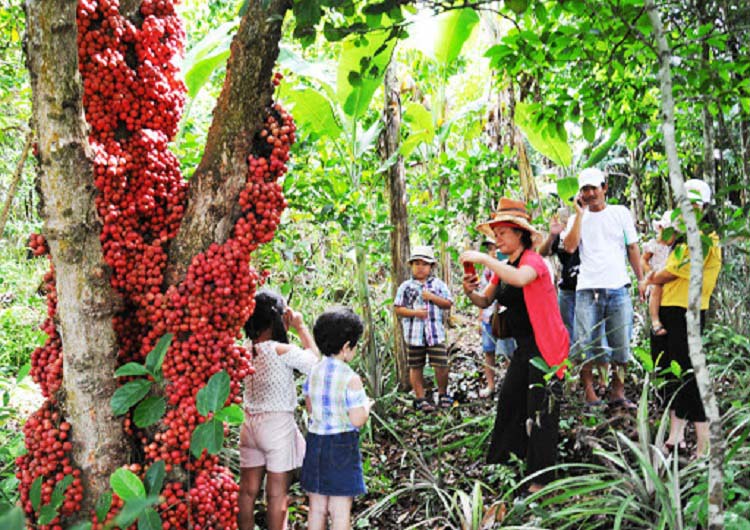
[239, 411, 305, 472]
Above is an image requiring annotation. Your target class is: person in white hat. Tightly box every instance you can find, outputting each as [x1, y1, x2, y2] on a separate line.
[394, 245, 454, 412]
[644, 179, 722, 458]
[562, 167, 644, 410]
[641, 210, 677, 336]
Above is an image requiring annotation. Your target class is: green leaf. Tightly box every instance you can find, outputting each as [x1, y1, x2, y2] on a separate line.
[585, 127, 624, 168]
[69, 523, 92, 530]
[37, 504, 58, 526]
[433, 9, 480, 66]
[355, 118, 382, 158]
[556, 177, 579, 204]
[337, 30, 396, 120]
[514, 102, 572, 167]
[30, 476, 42, 511]
[214, 404, 245, 425]
[190, 419, 225, 458]
[529, 356, 551, 374]
[110, 380, 152, 416]
[113, 496, 160, 528]
[137, 508, 162, 530]
[145, 333, 173, 376]
[183, 21, 236, 98]
[144, 461, 166, 497]
[582, 117, 596, 143]
[114, 363, 150, 378]
[16, 362, 31, 382]
[505, 0, 528, 15]
[133, 396, 166, 428]
[0, 506, 25, 530]
[283, 87, 342, 140]
[95, 491, 112, 524]
[196, 370, 230, 416]
[49, 474, 73, 509]
[110, 468, 146, 502]
[277, 45, 336, 99]
[182, 20, 237, 99]
[669, 360, 683, 378]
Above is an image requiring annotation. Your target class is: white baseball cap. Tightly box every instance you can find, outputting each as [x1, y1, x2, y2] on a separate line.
[684, 179, 712, 206]
[578, 168, 606, 190]
[652, 210, 674, 231]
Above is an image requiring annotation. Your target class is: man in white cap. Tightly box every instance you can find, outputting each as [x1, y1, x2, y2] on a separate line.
[563, 168, 644, 409]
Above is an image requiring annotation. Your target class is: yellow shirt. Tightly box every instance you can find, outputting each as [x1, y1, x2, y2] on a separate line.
[661, 233, 721, 310]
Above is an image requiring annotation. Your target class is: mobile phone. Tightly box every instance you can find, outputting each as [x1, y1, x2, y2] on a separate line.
[463, 262, 476, 276]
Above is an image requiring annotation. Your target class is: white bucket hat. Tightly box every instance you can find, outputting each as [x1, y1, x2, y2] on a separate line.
[408, 245, 436, 264]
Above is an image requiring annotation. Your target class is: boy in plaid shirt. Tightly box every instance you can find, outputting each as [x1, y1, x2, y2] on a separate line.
[394, 245, 454, 411]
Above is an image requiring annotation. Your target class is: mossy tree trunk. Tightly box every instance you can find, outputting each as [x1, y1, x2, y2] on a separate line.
[25, 0, 127, 511]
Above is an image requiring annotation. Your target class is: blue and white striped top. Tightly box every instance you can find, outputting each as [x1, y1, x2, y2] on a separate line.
[303, 357, 368, 435]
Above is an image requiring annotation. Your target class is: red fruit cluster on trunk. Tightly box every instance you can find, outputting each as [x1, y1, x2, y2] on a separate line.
[20, 0, 295, 527]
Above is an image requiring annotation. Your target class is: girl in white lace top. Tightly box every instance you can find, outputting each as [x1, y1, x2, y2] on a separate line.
[238, 291, 319, 530]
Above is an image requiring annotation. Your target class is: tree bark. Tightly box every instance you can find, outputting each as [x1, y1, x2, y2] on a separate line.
[25, 0, 126, 512]
[646, 3, 724, 529]
[165, 0, 291, 285]
[381, 61, 411, 390]
[0, 130, 32, 237]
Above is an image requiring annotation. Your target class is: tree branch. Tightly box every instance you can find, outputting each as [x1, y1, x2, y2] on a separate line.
[164, 0, 292, 285]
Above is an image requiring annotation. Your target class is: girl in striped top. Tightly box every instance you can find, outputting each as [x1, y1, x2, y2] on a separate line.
[301, 307, 373, 530]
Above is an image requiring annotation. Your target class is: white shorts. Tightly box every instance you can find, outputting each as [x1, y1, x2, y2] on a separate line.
[239, 411, 305, 472]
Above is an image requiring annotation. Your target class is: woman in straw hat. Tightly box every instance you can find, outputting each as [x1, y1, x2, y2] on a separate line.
[460, 197, 569, 493]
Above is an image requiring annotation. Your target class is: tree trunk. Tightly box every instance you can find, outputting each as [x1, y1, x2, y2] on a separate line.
[381, 61, 411, 390]
[25, 0, 126, 511]
[646, 3, 724, 529]
[700, 29, 716, 195]
[165, 0, 291, 285]
[515, 128, 539, 209]
[0, 130, 32, 237]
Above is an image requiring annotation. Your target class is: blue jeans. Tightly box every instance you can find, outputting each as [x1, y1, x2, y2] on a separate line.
[558, 289, 576, 350]
[573, 287, 633, 364]
[481, 321, 515, 359]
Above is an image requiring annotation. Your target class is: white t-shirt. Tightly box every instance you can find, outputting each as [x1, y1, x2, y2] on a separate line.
[243, 340, 318, 414]
[565, 205, 639, 290]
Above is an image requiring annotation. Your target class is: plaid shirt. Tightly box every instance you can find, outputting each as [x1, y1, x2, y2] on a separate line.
[394, 276, 453, 347]
[303, 357, 367, 435]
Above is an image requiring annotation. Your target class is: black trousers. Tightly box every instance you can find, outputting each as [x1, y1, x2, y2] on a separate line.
[487, 336, 561, 484]
[651, 306, 707, 422]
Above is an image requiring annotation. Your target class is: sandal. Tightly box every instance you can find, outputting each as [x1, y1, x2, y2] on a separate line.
[609, 398, 638, 410]
[438, 394, 455, 409]
[651, 323, 668, 336]
[414, 398, 435, 412]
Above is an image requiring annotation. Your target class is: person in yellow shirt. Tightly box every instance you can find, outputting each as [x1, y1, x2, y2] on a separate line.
[646, 179, 721, 459]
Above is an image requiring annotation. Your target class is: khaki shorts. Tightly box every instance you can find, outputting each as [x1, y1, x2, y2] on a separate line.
[239, 411, 305, 472]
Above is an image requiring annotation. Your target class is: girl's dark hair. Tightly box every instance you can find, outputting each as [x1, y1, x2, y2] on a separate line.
[243, 290, 288, 343]
[513, 228, 534, 249]
[313, 307, 364, 357]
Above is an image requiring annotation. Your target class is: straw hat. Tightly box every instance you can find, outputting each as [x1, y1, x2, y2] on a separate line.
[476, 197, 539, 239]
